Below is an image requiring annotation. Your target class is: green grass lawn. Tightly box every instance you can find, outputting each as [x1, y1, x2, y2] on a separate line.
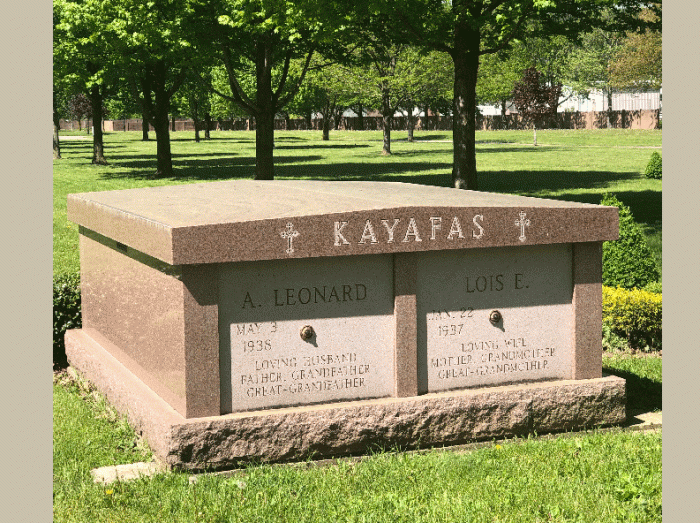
[53, 353, 661, 523]
[54, 129, 662, 276]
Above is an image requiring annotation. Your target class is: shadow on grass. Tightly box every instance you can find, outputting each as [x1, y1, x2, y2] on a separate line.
[525, 189, 662, 229]
[95, 158, 659, 228]
[411, 133, 452, 141]
[100, 155, 324, 180]
[274, 135, 314, 141]
[273, 162, 453, 182]
[475, 139, 518, 144]
[455, 169, 635, 194]
[58, 140, 129, 152]
[273, 143, 373, 150]
[169, 135, 255, 143]
[603, 364, 662, 414]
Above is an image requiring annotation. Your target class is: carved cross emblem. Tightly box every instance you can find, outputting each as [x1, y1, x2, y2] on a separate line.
[515, 211, 530, 242]
[280, 222, 299, 254]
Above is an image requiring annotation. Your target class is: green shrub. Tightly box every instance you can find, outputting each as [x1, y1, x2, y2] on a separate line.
[603, 286, 662, 352]
[643, 281, 662, 294]
[644, 151, 662, 179]
[601, 194, 660, 289]
[602, 323, 629, 352]
[54, 273, 81, 368]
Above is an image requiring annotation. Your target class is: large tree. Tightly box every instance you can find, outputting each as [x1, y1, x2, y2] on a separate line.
[522, 33, 580, 112]
[476, 46, 530, 119]
[372, 0, 651, 190]
[349, 43, 417, 155]
[67, 93, 92, 132]
[396, 49, 453, 142]
[511, 67, 561, 145]
[174, 67, 216, 142]
[54, 0, 113, 165]
[195, 0, 332, 180]
[563, 27, 623, 127]
[290, 59, 353, 140]
[105, 0, 201, 177]
[608, 8, 662, 92]
[53, 86, 63, 160]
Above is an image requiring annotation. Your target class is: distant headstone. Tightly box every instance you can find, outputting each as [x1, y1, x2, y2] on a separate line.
[66, 180, 625, 471]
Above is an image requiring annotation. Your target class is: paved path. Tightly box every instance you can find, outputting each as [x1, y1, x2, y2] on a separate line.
[59, 135, 91, 140]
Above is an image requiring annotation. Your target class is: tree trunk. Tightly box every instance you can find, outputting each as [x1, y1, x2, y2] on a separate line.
[151, 62, 174, 178]
[333, 106, 343, 131]
[141, 77, 151, 140]
[381, 114, 391, 154]
[450, 24, 480, 190]
[356, 104, 364, 130]
[53, 124, 61, 159]
[153, 109, 173, 178]
[53, 96, 61, 159]
[128, 74, 151, 140]
[406, 112, 416, 142]
[255, 110, 275, 179]
[606, 90, 614, 128]
[305, 111, 312, 130]
[381, 90, 392, 155]
[253, 38, 276, 180]
[191, 96, 201, 143]
[322, 110, 331, 141]
[89, 84, 107, 165]
[204, 113, 212, 140]
[142, 115, 150, 140]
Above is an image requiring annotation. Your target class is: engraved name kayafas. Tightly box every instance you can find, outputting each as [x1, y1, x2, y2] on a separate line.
[333, 215, 486, 246]
[277, 212, 535, 255]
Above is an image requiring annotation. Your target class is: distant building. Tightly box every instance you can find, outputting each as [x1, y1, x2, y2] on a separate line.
[479, 88, 662, 115]
[557, 89, 661, 112]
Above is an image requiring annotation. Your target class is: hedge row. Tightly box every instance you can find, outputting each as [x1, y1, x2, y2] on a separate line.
[53, 273, 81, 368]
[603, 285, 662, 352]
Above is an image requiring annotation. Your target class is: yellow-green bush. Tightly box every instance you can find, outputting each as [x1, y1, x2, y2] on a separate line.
[603, 286, 662, 352]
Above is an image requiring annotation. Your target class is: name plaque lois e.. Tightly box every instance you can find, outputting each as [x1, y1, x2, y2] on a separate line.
[417, 244, 573, 392]
[218, 254, 395, 412]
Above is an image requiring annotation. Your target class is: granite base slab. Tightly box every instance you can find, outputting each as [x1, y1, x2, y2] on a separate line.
[65, 328, 626, 472]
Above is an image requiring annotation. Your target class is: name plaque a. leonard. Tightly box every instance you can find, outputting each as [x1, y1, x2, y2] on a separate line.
[65, 180, 625, 471]
[219, 255, 395, 412]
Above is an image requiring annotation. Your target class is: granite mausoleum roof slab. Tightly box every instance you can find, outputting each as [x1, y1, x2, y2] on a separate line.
[68, 180, 619, 265]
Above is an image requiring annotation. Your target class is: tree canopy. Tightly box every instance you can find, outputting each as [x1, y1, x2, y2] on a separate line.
[609, 8, 662, 91]
[53, 0, 660, 184]
[363, 0, 655, 189]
